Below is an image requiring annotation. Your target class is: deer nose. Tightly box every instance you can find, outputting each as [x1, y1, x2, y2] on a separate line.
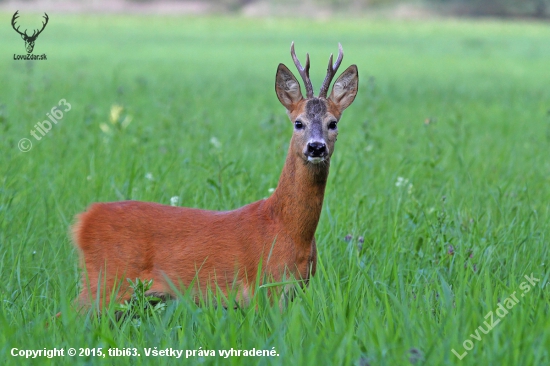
[306, 141, 327, 157]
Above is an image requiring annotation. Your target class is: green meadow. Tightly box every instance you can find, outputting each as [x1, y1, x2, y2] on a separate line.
[1, 14, 549, 365]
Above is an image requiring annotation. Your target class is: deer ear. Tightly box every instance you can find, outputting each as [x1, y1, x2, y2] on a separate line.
[328, 65, 358, 113]
[275, 63, 303, 111]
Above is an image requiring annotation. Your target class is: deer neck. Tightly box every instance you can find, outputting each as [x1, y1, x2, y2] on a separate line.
[267, 148, 330, 245]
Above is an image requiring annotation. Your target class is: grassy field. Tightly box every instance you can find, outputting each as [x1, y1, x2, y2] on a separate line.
[1, 13, 549, 365]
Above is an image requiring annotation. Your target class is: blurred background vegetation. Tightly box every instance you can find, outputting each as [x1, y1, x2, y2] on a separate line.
[110, 0, 550, 18]
[1, 0, 548, 18]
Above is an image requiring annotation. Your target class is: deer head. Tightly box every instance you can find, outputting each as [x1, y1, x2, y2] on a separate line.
[275, 42, 358, 168]
[12, 11, 49, 54]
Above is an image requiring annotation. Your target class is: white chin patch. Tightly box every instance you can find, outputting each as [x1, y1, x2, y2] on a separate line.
[307, 157, 325, 164]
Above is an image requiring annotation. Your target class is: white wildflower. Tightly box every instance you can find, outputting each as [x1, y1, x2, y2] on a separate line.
[395, 176, 409, 187]
[145, 172, 154, 181]
[268, 188, 275, 194]
[170, 196, 179, 207]
[210, 137, 222, 149]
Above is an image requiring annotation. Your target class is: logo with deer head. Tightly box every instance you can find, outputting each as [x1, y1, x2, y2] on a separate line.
[11, 11, 49, 54]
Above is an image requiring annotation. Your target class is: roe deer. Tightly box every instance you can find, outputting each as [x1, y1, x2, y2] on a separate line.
[72, 42, 358, 309]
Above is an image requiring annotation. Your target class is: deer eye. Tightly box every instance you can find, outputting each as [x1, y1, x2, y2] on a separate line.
[294, 120, 304, 130]
[328, 121, 338, 130]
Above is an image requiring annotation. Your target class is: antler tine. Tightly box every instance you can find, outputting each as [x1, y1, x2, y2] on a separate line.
[12, 10, 19, 25]
[11, 11, 25, 36]
[319, 43, 344, 98]
[35, 13, 49, 36]
[290, 42, 314, 98]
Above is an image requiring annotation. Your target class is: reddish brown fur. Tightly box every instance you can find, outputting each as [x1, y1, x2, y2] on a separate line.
[72, 45, 358, 309]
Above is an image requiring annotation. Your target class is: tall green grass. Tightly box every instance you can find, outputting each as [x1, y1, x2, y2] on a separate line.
[1, 14, 549, 365]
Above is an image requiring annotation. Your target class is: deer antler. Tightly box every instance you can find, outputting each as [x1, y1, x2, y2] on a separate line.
[11, 11, 26, 37]
[290, 42, 314, 99]
[318, 43, 344, 99]
[30, 13, 49, 39]
[11, 12, 49, 40]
